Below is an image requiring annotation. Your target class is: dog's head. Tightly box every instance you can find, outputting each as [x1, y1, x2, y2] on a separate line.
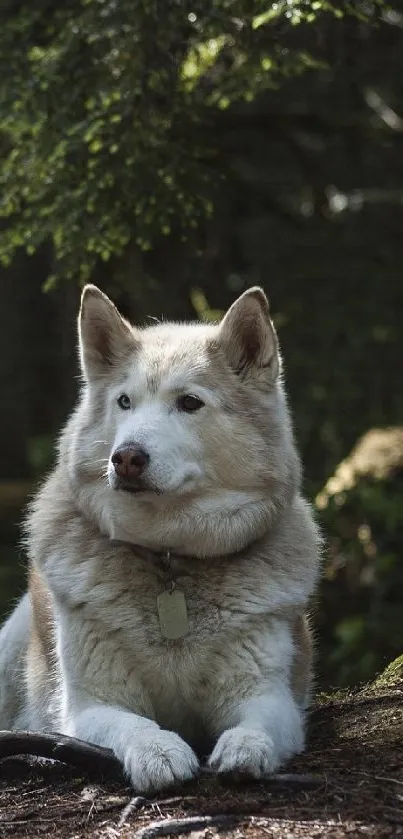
[66, 285, 300, 556]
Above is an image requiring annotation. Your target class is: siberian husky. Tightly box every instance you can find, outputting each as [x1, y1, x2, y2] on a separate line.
[0, 285, 321, 792]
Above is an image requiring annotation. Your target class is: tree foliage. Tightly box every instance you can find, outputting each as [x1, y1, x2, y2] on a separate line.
[0, 0, 384, 285]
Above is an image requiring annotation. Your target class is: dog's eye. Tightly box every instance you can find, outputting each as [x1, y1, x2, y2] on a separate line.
[117, 393, 131, 410]
[177, 394, 205, 413]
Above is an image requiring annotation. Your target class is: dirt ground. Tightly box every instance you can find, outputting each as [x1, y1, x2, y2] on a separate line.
[1, 671, 402, 839]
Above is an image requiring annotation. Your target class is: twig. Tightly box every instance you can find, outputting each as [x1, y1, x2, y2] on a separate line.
[133, 814, 242, 839]
[153, 796, 200, 808]
[373, 775, 403, 786]
[118, 796, 147, 827]
[0, 730, 122, 777]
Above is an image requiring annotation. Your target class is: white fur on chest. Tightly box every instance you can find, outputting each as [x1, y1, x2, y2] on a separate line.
[50, 548, 296, 743]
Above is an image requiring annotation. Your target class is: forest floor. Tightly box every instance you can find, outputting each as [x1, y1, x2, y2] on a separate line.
[0, 665, 402, 839]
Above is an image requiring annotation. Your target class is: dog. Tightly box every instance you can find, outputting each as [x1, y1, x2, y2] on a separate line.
[0, 285, 321, 792]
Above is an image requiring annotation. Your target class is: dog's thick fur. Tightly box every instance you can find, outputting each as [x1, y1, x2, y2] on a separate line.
[0, 285, 321, 791]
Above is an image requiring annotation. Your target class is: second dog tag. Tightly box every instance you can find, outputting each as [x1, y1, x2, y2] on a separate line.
[157, 589, 189, 640]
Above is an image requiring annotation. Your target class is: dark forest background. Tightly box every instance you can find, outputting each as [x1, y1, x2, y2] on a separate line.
[0, 0, 402, 689]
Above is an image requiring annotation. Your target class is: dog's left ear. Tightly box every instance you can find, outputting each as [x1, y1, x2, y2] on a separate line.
[219, 287, 279, 382]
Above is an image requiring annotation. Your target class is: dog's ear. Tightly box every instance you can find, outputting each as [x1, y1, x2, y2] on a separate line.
[79, 285, 138, 380]
[219, 287, 279, 382]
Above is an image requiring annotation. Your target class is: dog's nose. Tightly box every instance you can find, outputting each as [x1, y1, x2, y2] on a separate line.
[111, 445, 150, 478]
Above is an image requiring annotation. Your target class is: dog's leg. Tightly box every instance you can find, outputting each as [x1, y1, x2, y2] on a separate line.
[67, 704, 199, 792]
[0, 595, 31, 729]
[208, 684, 305, 778]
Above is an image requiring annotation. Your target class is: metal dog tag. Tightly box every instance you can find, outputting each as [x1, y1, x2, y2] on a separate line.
[157, 589, 189, 640]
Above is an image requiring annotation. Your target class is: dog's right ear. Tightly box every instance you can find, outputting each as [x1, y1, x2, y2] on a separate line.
[79, 285, 139, 380]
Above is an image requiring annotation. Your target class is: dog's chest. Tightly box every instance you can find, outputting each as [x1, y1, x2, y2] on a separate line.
[63, 552, 266, 683]
[57, 552, 278, 744]
[85, 556, 247, 645]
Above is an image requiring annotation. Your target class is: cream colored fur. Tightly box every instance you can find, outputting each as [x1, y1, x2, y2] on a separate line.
[0, 285, 322, 792]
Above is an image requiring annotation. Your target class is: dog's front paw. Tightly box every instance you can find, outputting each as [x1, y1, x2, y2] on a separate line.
[208, 726, 279, 778]
[123, 730, 199, 792]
